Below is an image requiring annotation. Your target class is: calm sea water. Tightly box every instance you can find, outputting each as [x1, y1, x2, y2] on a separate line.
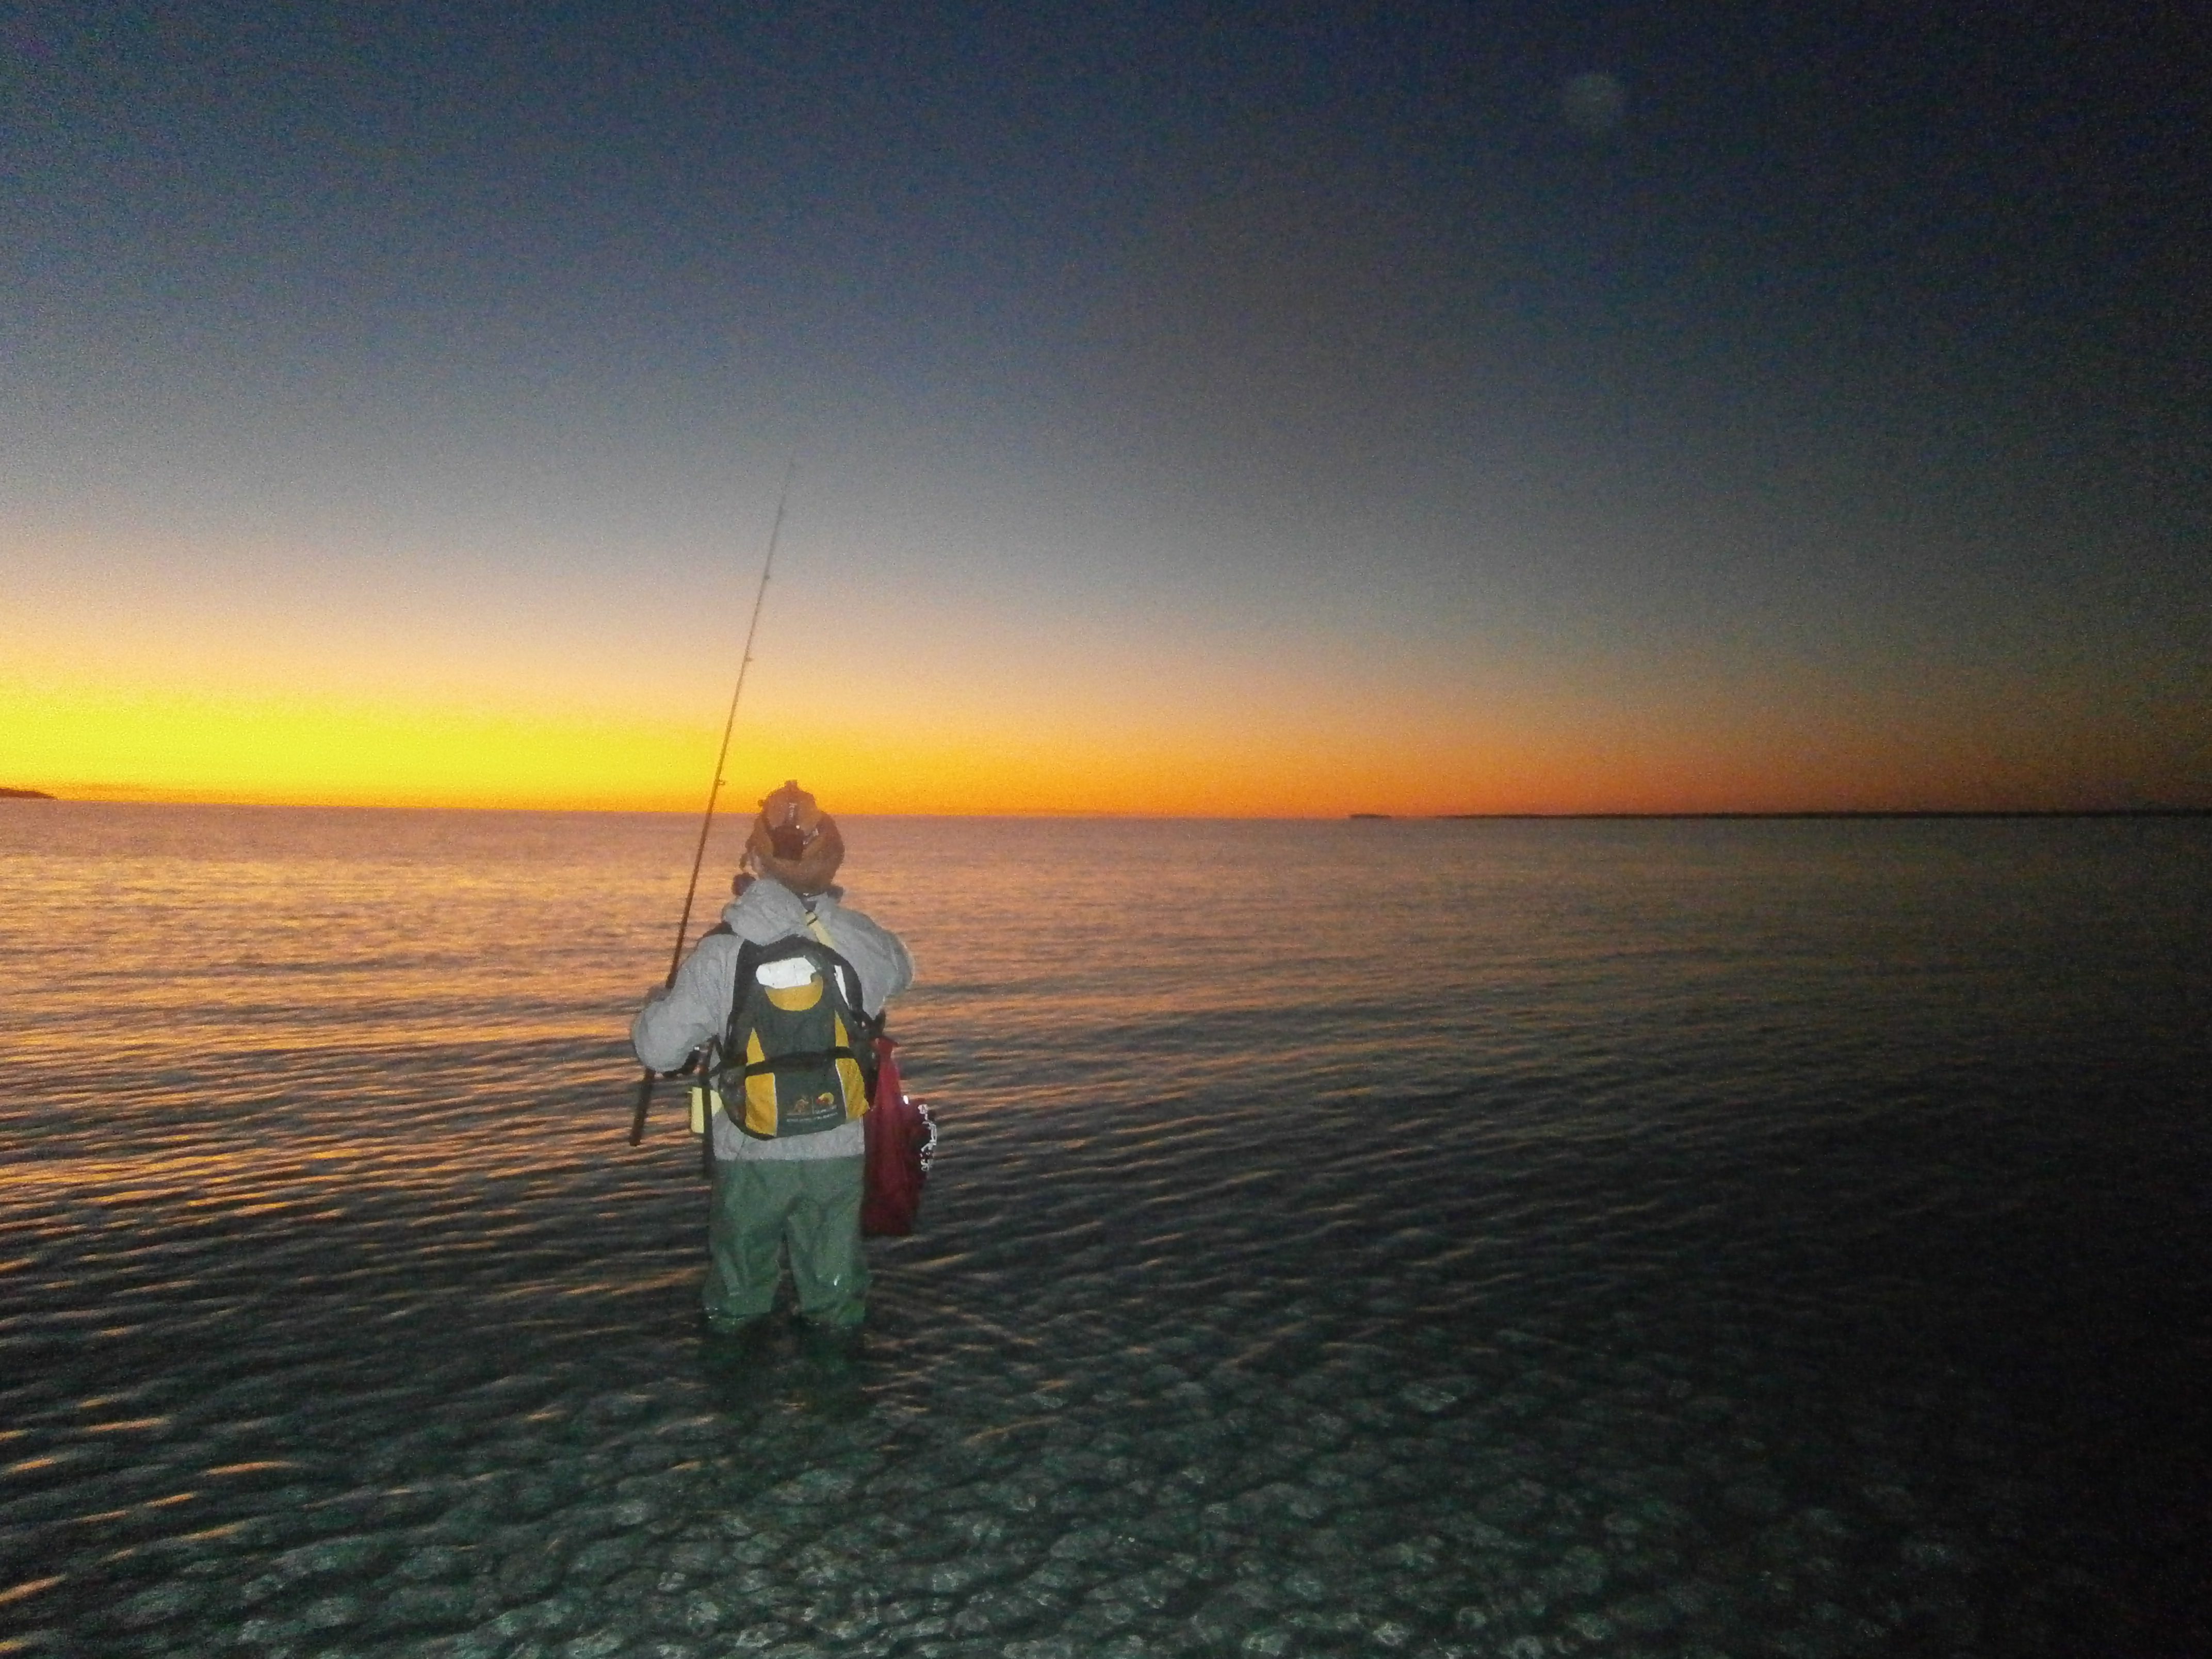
[2, 805, 2207, 1658]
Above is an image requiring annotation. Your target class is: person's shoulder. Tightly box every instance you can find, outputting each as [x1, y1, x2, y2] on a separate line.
[723, 878, 810, 941]
[677, 926, 744, 981]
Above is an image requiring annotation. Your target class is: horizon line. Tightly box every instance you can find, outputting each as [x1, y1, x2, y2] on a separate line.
[7, 791, 2208, 822]
[1422, 807, 2212, 821]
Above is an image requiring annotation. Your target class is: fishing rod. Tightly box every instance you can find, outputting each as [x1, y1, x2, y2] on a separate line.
[628, 457, 794, 1146]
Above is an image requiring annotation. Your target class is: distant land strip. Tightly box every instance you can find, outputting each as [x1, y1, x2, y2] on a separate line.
[1, 787, 58, 800]
[1405, 808, 2212, 821]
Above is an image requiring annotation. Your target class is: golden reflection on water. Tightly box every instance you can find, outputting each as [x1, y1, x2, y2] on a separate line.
[2, 1141, 573, 1197]
[0, 1574, 67, 1607]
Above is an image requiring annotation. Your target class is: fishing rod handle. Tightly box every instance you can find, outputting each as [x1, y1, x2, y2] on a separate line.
[628, 1069, 656, 1145]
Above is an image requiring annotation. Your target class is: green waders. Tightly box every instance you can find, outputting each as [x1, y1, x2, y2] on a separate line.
[704, 1153, 868, 1332]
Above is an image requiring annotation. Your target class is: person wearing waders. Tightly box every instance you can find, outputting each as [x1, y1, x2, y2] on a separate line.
[631, 783, 914, 1351]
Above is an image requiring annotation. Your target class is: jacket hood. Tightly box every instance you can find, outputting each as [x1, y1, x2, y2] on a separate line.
[719, 876, 847, 942]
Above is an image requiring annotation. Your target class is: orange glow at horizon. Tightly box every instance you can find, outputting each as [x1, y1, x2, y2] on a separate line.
[8, 667, 2191, 818]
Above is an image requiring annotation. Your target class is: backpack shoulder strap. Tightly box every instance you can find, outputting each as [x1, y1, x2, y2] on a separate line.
[801, 913, 883, 1036]
[724, 936, 767, 1054]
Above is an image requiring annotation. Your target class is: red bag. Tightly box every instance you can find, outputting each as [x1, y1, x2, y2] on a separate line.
[861, 1035, 936, 1238]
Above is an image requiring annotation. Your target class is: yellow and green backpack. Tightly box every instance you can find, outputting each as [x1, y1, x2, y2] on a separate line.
[714, 935, 879, 1138]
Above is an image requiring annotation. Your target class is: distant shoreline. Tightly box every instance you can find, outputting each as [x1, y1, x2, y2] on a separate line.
[5, 792, 2205, 820]
[1416, 808, 2212, 821]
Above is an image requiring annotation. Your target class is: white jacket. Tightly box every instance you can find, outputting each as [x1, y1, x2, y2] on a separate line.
[631, 879, 916, 1162]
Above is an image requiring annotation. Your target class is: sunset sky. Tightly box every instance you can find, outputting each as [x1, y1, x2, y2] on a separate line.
[6, 2, 2206, 815]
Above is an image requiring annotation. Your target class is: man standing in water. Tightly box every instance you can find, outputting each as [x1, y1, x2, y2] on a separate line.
[632, 783, 914, 1346]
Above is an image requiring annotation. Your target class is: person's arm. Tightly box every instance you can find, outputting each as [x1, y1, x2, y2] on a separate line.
[630, 934, 734, 1071]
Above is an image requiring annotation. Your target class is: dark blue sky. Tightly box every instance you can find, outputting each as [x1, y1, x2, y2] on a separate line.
[6, 1, 2207, 809]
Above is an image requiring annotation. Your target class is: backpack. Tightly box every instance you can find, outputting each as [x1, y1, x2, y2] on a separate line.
[715, 936, 880, 1138]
